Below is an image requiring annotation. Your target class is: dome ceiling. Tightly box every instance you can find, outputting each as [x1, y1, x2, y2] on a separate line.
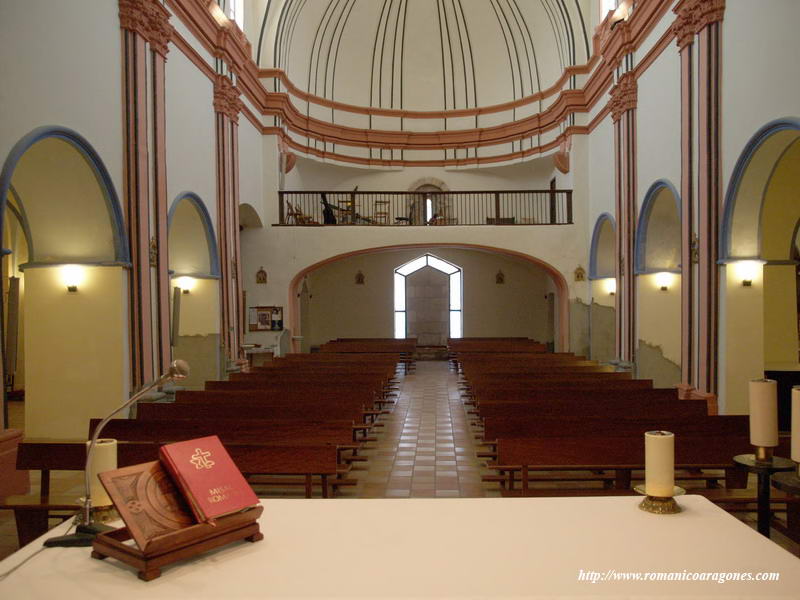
[256, 0, 591, 112]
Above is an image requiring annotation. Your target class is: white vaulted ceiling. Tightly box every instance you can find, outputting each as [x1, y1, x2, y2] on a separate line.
[254, 0, 591, 112]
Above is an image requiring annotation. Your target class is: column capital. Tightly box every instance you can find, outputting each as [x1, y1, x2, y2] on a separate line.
[609, 73, 638, 122]
[213, 74, 243, 123]
[119, 0, 174, 57]
[672, 0, 725, 49]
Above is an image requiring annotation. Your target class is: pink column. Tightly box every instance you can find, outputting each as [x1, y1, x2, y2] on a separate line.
[119, 5, 154, 388]
[119, 0, 174, 385]
[610, 73, 638, 363]
[674, 5, 696, 387]
[150, 6, 174, 373]
[696, 18, 723, 395]
[213, 75, 244, 363]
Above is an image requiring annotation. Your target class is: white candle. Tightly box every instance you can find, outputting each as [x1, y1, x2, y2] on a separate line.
[645, 431, 674, 497]
[749, 379, 778, 447]
[792, 386, 800, 463]
[86, 438, 117, 507]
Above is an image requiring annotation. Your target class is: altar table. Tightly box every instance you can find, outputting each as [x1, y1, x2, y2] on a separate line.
[1, 495, 799, 598]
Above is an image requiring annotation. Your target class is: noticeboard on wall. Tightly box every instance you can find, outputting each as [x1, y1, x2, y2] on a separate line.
[248, 306, 284, 331]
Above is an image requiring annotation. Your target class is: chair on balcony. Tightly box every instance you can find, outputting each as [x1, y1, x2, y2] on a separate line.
[373, 198, 391, 224]
[286, 200, 316, 225]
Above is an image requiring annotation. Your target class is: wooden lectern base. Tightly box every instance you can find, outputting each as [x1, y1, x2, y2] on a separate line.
[91, 505, 264, 581]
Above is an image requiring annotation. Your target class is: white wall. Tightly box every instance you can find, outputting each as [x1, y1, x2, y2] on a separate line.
[166, 48, 218, 226]
[239, 116, 266, 225]
[636, 43, 681, 202]
[721, 0, 800, 192]
[303, 248, 552, 347]
[0, 0, 124, 199]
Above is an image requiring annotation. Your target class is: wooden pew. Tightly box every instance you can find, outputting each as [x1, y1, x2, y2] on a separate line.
[91, 419, 354, 497]
[139, 399, 379, 425]
[493, 431, 752, 492]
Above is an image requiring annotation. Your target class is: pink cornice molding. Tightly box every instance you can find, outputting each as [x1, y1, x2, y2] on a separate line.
[119, 0, 175, 57]
[162, 0, 683, 166]
[213, 74, 243, 123]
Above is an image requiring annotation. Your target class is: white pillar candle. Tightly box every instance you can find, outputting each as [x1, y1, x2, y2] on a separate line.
[749, 379, 778, 447]
[645, 431, 674, 497]
[86, 438, 117, 507]
[792, 386, 800, 463]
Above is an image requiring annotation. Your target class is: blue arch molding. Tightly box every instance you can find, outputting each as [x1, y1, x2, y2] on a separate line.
[168, 192, 221, 278]
[634, 179, 682, 275]
[720, 117, 800, 262]
[0, 125, 130, 264]
[6, 185, 35, 261]
[588, 212, 616, 280]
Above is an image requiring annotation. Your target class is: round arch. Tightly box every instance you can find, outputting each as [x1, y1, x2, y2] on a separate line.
[634, 179, 681, 274]
[0, 125, 129, 264]
[168, 192, 220, 278]
[288, 243, 570, 351]
[720, 117, 800, 261]
[589, 213, 616, 280]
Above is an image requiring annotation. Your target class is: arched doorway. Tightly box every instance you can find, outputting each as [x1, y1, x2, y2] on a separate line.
[588, 213, 616, 362]
[168, 192, 221, 389]
[0, 127, 130, 437]
[719, 118, 800, 414]
[634, 180, 681, 387]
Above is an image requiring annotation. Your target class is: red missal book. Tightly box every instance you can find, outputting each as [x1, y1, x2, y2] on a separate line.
[159, 435, 259, 523]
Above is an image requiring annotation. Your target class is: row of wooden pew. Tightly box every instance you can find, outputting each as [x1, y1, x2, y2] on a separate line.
[451, 339, 799, 540]
[4, 342, 416, 546]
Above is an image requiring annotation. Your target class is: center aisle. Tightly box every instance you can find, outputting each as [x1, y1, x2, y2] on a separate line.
[350, 360, 490, 498]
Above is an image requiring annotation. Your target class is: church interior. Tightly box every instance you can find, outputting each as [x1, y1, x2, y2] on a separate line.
[1, 0, 800, 594]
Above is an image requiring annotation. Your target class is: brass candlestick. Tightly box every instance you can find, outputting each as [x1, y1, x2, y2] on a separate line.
[634, 485, 685, 515]
[754, 446, 774, 464]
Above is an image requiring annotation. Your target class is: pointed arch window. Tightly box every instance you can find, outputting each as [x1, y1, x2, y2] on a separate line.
[393, 254, 462, 339]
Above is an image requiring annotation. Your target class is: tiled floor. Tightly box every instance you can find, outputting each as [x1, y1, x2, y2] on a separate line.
[347, 360, 490, 499]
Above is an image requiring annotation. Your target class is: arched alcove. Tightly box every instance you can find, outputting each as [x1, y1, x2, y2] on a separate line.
[589, 213, 616, 280]
[239, 202, 264, 230]
[168, 192, 221, 389]
[0, 126, 130, 437]
[719, 118, 800, 416]
[288, 243, 569, 352]
[634, 180, 682, 388]
[635, 180, 681, 275]
[588, 213, 616, 363]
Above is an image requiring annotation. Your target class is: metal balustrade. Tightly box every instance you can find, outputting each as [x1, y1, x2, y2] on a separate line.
[278, 190, 573, 226]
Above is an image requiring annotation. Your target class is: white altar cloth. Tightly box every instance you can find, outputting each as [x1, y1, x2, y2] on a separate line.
[1, 495, 799, 599]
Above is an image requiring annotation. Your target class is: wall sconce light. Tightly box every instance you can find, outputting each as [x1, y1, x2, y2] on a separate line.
[604, 277, 617, 296]
[733, 260, 763, 287]
[175, 276, 197, 294]
[61, 265, 85, 293]
[654, 272, 673, 292]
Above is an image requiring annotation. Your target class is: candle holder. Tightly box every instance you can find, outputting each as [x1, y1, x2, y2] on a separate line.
[753, 446, 774, 464]
[733, 453, 795, 538]
[634, 485, 685, 514]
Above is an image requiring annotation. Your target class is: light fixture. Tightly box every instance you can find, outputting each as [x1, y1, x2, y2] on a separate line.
[733, 260, 763, 287]
[175, 276, 197, 294]
[604, 277, 617, 296]
[62, 265, 86, 293]
[654, 272, 673, 292]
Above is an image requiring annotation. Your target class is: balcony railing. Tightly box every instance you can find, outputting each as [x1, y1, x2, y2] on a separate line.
[277, 190, 573, 226]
